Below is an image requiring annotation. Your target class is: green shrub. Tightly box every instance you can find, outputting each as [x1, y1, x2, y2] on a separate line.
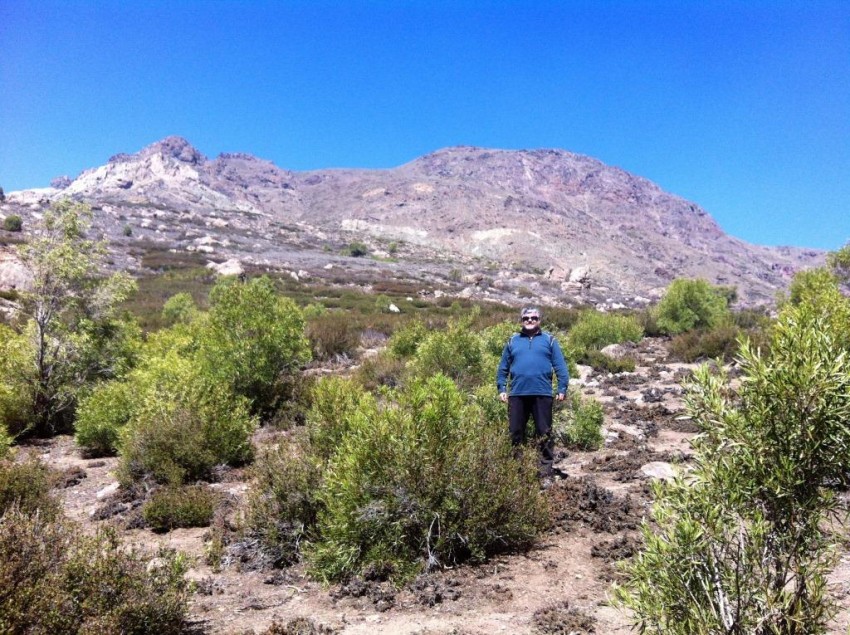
[307, 377, 370, 462]
[122, 224, 132, 236]
[244, 437, 322, 566]
[0, 457, 60, 518]
[306, 313, 361, 360]
[566, 310, 643, 353]
[2, 215, 22, 232]
[195, 276, 311, 416]
[387, 319, 427, 358]
[654, 278, 730, 335]
[554, 392, 604, 451]
[0, 510, 189, 634]
[161, 292, 197, 325]
[117, 355, 256, 486]
[615, 301, 850, 632]
[306, 374, 548, 582]
[142, 485, 219, 532]
[0, 428, 10, 460]
[0, 324, 35, 438]
[345, 241, 369, 257]
[411, 316, 485, 387]
[75, 380, 135, 456]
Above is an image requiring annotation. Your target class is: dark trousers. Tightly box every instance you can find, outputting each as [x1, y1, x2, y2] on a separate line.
[508, 395, 554, 476]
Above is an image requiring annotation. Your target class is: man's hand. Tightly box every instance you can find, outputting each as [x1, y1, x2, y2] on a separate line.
[556, 393, 565, 402]
[499, 392, 508, 403]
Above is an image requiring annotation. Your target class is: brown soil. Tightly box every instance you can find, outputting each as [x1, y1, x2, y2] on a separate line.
[21, 339, 850, 635]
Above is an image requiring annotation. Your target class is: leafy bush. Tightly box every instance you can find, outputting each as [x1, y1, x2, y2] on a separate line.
[244, 437, 322, 567]
[0, 510, 189, 634]
[0, 324, 33, 439]
[117, 355, 256, 486]
[142, 485, 219, 532]
[2, 214, 22, 232]
[75, 380, 136, 456]
[387, 319, 427, 358]
[0, 457, 60, 518]
[161, 291, 197, 325]
[306, 313, 361, 360]
[554, 392, 604, 451]
[410, 316, 485, 387]
[307, 377, 370, 463]
[567, 310, 643, 352]
[195, 276, 311, 416]
[306, 374, 548, 582]
[654, 278, 730, 335]
[615, 301, 850, 633]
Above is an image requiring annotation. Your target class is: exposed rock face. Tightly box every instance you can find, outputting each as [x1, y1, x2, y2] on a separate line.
[1, 138, 824, 304]
[0, 249, 32, 291]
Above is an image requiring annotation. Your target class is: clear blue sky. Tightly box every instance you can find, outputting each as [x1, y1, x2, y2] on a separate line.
[1, 1, 848, 249]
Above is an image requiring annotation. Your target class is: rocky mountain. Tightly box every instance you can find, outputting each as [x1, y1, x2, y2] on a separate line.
[0, 136, 824, 307]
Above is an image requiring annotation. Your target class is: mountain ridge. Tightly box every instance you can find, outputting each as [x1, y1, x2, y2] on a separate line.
[1, 137, 823, 307]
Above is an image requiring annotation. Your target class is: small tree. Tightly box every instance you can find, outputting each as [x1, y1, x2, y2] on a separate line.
[655, 278, 730, 335]
[12, 199, 136, 436]
[195, 276, 311, 416]
[615, 301, 850, 633]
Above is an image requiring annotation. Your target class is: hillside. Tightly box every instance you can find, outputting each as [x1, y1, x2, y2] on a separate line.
[1, 137, 823, 306]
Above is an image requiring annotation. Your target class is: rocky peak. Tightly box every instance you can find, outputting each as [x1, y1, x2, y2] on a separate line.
[139, 136, 206, 165]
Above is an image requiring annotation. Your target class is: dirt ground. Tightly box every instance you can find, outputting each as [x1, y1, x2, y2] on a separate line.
[26, 338, 850, 634]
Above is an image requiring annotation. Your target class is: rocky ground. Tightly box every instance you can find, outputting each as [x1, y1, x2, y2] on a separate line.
[22, 337, 850, 634]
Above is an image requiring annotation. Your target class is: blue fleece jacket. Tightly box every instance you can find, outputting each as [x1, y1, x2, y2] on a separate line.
[496, 329, 570, 396]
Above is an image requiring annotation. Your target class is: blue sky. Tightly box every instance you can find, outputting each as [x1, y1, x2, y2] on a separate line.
[1, 1, 848, 250]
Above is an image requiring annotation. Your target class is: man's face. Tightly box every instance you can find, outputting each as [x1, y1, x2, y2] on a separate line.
[521, 314, 540, 330]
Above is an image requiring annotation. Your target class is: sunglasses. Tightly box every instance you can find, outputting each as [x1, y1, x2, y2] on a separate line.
[522, 316, 540, 323]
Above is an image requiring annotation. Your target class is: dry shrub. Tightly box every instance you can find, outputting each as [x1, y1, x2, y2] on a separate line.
[353, 352, 407, 390]
[307, 313, 361, 360]
[0, 509, 189, 634]
[667, 324, 741, 362]
[533, 600, 596, 634]
[0, 456, 60, 519]
[142, 485, 220, 532]
[260, 617, 337, 634]
[244, 437, 322, 567]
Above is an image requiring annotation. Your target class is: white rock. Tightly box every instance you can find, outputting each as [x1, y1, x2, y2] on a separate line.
[96, 482, 120, 500]
[0, 251, 32, 291]
[388, 303, 400, 313]
[207, 258, 244, 276]
[324, 263, 334, 270]
[640, 461, 678, 481]
[297, 270, 310, 279]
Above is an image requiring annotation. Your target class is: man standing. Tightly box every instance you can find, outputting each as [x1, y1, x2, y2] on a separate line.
[496, 306, 569, 478]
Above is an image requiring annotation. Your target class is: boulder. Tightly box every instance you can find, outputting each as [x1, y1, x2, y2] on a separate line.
[206, 258, 244, 277]
[640, 461, 677, 481]
[0, 251, 32, 291]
